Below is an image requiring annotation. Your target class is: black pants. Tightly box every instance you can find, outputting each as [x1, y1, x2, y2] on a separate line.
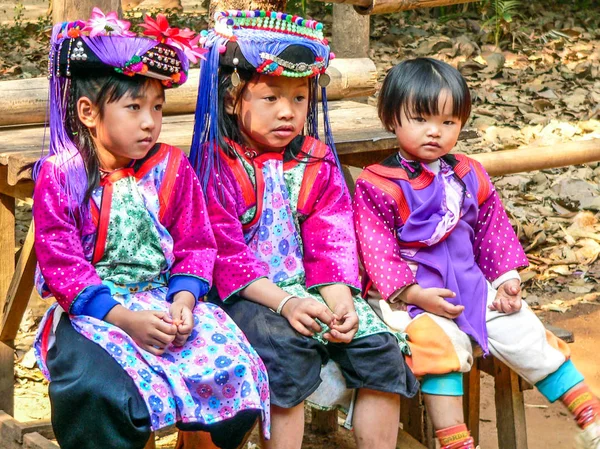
[47, 314, 259, 449]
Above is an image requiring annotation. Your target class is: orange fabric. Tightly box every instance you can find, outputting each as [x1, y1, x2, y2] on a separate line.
[358, 170, 410, 223]
[297, 138, 329, 212]
[158, 147, 183, 221]
[451, 154, 472, 179]
[545, 329, 571, 358]
[562, 383, 600, 429]
[437, 424, 472, 447]
[405, 314, 462, 376]
[469, 159, 491, 205]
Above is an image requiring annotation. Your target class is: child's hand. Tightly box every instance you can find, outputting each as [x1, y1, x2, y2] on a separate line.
[325, 301, 359, 343]
[106, 305, 177, 356]
[402, 284, 464, 319]
[169, 291, 196, 346]
[280, 296, 335, 337]
[489, 279, 522, 314]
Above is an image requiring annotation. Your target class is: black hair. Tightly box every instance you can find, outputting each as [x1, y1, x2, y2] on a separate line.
[215, 68, 324, 164]
[378, 57, 472, 132]
[66, 73, 164, 201]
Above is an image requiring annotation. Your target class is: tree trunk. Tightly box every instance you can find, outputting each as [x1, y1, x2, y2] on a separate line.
[52, 0, 122, 23]
[209, 0, 286, 24]
[332, 4, 370, 58]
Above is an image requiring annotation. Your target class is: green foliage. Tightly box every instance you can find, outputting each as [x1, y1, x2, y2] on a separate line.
[0, 3, 50, 52]
[286, 0, 308, 16]
[482, 0, 522, 49]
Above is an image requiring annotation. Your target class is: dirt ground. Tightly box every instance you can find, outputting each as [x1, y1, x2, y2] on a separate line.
[4, 0, 600, 448]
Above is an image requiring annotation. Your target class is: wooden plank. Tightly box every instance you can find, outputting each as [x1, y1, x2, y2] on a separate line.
[0, 343, 14, 417]
[23, 432, 59, 449]
[0, 187, 15, 419]
[310, 408, 338, 434]
[0, 410, 22, 449]
[19, 421, 53, 441]
[493, 358, 528, 449]
[463, 364, 481, 446]
[545, 323, 574, 343]
[0, 190, 15, 303]
[0, 222, 36, 342]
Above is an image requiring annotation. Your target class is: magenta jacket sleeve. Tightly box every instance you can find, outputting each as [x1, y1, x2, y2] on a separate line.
[353, 176, 416, 300]
[298, 150, 361, 292]
[33, 158, 105, 313]
[206, 165, 269, 301]
[472, 165, 529, 281]
[161, 155, 217, 286]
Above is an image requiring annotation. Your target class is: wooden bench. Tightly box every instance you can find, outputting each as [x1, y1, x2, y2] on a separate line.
[0, 68, 428, 447]
[0, 77, 592, 448]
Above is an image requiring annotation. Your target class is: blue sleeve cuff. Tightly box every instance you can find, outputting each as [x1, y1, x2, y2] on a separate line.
[421, 372, 464, 396]
[536, 360, 585, 403]
[71, 284, 119, 320]
[167, 275, 210, 303]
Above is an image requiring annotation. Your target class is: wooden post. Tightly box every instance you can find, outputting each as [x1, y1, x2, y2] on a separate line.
[0, 343, 14, 416]
[400, 393, 435, 449]
[0, 223, 36, 342]
[332, 4, 370, 58]
[0, 186, 15, 416]
[310, 409, 338, 434]
[463, 365, 480, 446]
[52, 0, 122, 23]
[493, 359, 528, 449]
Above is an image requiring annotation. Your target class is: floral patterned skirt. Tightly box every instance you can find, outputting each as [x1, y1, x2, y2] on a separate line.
[34, 287, 270, 437]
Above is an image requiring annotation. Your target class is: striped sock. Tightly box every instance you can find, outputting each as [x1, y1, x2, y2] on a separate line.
[563, 383, 600, 429]
[436, 424, 476, 449]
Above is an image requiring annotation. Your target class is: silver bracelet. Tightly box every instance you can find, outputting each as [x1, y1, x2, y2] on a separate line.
[276, 294, 298, 315]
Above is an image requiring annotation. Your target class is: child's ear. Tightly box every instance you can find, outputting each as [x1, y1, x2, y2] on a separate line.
[77, 97, 98, 128]
[224, 91, 236, 115]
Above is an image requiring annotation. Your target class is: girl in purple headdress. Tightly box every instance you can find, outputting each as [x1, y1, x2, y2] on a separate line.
[189, 10, 418, 449]
[31, 9, 269, 449]
[354, 57, 600, 449]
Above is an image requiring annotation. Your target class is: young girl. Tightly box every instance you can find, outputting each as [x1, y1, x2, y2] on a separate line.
[32, 10, 269, 449]
[354, 57, 600, 449]
[189, 11, 418, 449]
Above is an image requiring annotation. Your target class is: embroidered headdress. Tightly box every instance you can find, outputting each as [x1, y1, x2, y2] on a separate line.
[189, 10, 341, 190]
[35, 8, 205, 206]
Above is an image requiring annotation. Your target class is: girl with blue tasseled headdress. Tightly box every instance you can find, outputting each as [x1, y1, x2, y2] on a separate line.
[189, 10, 419, 448]
[31, 9, 269, 449]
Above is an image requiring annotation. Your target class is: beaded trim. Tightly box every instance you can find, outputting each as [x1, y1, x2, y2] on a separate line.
[257, 52, 326, 77]
[214, 10, 326, 43]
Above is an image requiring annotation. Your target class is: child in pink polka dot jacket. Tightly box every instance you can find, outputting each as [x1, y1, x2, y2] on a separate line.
[354, 57, 600, 449]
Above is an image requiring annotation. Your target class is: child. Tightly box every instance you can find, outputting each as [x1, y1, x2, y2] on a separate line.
[32, 10, 269, 449]
[354, 57, 600, 449]
[189, 10, 418, 449]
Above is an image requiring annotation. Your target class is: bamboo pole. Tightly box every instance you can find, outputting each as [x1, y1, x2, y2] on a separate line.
[469, 139, 600, 177]
[0, 58, 377, 128]
[312, 0, 480, 15]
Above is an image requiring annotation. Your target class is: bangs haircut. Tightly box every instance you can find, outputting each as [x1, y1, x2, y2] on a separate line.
[378, 57, 471, 132]
[66, 73, 164, 201]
